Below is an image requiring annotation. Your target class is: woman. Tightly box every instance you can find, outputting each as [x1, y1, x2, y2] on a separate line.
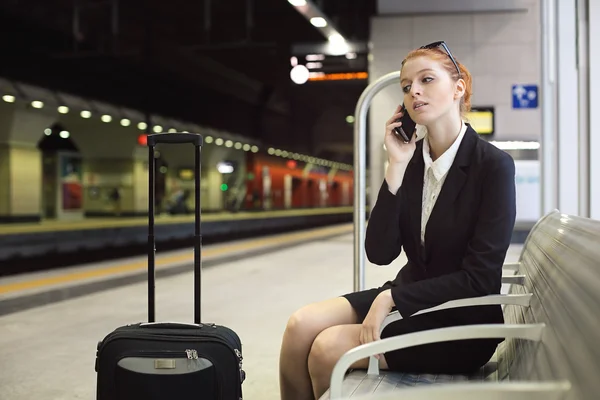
[279, 41, 517, 400]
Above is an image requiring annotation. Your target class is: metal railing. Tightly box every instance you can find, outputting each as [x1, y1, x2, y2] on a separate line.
[353, 71, 401, 292]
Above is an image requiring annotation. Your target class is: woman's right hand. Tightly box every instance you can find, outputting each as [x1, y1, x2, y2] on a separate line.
[384, 105, 418, 166]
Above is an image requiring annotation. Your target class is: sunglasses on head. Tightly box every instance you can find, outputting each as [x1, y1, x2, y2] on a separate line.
[419, 41, 461, 77]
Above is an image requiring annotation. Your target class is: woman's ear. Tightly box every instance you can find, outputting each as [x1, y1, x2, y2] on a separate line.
[454, 78, 466, 100]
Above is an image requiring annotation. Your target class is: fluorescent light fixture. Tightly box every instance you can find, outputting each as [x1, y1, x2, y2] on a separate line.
[489, 141, 540, 150]
[288, 0, 306, 6]
[310, 17, 327, 27]
[306, 54, 325, 61]
[328, 33, 350, 55]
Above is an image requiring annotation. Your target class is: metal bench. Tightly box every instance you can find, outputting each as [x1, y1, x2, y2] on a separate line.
[322, 210, 600, 400]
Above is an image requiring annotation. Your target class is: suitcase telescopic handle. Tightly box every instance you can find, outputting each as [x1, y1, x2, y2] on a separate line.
[147, 132, 203, 146]
[147, 133, 203, 324]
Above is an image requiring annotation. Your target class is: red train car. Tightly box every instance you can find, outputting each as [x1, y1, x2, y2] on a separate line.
[243, 152, 353, 210]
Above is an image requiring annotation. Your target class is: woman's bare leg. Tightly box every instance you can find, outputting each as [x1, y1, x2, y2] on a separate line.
[308, 325, 389, 399]
[279, 297, 358, 400]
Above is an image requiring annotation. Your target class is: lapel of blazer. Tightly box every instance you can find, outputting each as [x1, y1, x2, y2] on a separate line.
[423, 126, 478, 255]
[405, 139, 425, 247]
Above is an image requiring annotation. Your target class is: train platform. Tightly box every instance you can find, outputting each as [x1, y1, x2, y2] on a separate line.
[0, 223, 522, 400]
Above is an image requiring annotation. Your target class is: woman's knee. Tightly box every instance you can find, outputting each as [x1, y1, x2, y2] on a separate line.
[283, 298, 357, 344]
[283, 305, 321, 344]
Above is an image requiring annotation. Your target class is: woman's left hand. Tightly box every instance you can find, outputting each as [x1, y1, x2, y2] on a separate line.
[360, 289, 395, 358]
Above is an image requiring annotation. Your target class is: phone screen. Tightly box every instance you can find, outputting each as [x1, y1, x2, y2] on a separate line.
[392, 105, 416, 142]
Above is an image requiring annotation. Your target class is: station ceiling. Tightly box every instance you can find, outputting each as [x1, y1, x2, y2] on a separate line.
[0, 0, 377, 163]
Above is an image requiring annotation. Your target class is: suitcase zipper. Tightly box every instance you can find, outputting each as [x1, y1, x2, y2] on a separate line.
[118, 350, 223, 399]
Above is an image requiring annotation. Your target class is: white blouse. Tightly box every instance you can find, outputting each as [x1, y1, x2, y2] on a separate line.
[419, 122, 468, 245]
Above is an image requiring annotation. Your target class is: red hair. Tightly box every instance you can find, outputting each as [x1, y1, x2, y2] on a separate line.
[401, 47, 472, 117]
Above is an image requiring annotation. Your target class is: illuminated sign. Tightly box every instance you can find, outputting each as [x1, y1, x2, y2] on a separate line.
[308, 72, 368, 81]
[178, 168, 194, 180]
[465, 107, 494, 136]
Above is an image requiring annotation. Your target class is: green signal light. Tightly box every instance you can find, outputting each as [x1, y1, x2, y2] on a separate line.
[220, 183, 228, 191]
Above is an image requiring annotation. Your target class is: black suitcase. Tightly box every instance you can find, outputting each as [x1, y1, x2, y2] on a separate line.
[95, 133, 245, 400]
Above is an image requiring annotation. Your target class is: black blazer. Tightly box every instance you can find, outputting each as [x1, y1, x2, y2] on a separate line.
[365, 125, 516, 324]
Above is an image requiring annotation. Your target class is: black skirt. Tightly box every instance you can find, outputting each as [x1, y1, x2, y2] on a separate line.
[341, 287, 500, 374]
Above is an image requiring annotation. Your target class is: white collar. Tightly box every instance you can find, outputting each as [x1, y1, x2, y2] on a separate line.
[421, 121, 467, 181]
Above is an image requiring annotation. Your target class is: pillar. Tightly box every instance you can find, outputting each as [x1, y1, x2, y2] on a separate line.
[589, 0, 600, 219]
[0, 102, 55, 222]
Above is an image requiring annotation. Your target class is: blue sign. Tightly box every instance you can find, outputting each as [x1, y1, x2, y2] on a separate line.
[512, 84, 538, 109]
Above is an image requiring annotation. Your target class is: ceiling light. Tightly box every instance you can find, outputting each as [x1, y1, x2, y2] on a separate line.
[58, 106, 69, 114]
[137, 122, 147, 130]
[59, 130, 70, 139]
[31, 100, 44, 109]
[81, 110, 91, 118]
[310, 17, 327, 27]
[290, 65, 310, 84]
[328, 34, 350, 55]
[2, 95, 15, 103]
[288, 0, 306, 6]
[101, 114, 112, 123]
[120, 118, 131, 127]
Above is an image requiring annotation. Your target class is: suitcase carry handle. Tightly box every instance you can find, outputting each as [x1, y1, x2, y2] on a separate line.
[147, 132, 203, 146]
[147, 132, 203, 325]
[140, 322, 204, 329]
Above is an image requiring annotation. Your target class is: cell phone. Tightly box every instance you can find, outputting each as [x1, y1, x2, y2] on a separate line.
[392, 104, 416, 143]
